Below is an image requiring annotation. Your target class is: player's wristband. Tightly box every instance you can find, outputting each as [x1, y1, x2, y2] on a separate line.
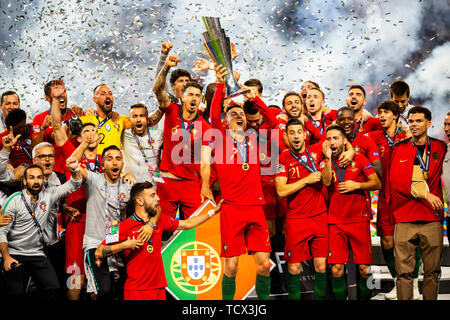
[207, 209, 215, 218]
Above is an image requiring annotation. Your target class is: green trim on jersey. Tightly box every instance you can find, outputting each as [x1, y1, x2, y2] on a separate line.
[1, 191, 21, 214]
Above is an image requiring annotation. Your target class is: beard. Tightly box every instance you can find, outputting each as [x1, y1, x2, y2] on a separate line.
[26, 183, 43, 196]
[145, 203, 158, 217]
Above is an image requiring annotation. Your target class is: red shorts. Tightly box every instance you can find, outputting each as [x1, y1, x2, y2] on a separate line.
[220, 203, 272, 257]
[64, 214, 86, 274]
[156, 177, 202, 219]
[376, 192, 395, 237]
[328, 221, 373, 265]
[285, 212, 328, 263]
[261, 179, 287, 220]
[124, 288, 166, 300]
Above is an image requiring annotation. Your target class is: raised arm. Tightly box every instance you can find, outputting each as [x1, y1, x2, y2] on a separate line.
[0, 130, 20, 182]
[210, 65, 227, 130]
[153, 54, 180, 108]
[177, 200, 223, 230]
[95, 237, 144, 259]
[242, 87, 277, 129]
[49, 82, 69, 147]
[49, 157, 83, 204]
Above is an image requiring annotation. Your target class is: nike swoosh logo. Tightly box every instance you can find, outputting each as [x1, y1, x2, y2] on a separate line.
[289, 162, 297, 167]
[400, 159, 407, 163]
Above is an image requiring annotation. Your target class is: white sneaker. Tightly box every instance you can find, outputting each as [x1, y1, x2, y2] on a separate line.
[413, 279, 422, 300]
[385, 285, 397, 300]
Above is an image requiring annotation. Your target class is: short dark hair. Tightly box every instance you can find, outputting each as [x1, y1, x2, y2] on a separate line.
[24, 164, 44, 179]
[80, 122, 97, 133]
[326, 124, 347, 138]
[308, 87, 325, 100]
[303, 80, 320, 89]
[170, 69, 191, 85]
[285, 118, 304, 132]
[243, 100, 259, 115]
[44, 79, 65, 98]
[1, 91, 20, 105]
[390, 80, 410, 98]
[408, 105, 432, 121]
[93, 83, 109, 95]
[244, 78, 263, 94]
[5, 108, 26, 128]
[348, 84, 366, 98]
[101, 145, 122, 159]
[336, 106, 355, 119]
[224, 103, 244, 114]
[182, 81, 203, 94]
[282, 91, 301, 108]
[125, 181, 154, 218]
[130, 103, 148, 115]
[377, 100, 400, 117]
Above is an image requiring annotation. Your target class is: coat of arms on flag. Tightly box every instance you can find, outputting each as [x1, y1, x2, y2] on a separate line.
[181, 249, 211, 286]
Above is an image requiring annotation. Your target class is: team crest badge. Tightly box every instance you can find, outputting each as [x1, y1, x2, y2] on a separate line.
[181, 249, 212, 286]
[39, 202, 46, 212]
[118, 193, 126, 201]
[95, 259, 101, 267]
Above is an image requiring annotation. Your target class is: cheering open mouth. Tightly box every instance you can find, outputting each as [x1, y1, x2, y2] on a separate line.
[105, 99, 112, 108]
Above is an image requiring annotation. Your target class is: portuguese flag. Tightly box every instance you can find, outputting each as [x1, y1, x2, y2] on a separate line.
[161, 200, 262, 300]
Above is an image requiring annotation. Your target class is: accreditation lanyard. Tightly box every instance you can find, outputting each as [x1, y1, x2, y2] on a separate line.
[289, 149, 318, 173]
[383, 127, 399, 148]
[21, 193, 44, 236]
[131, 213, 153, 245]
[411, 137, 431, 177]
[179, 113, 199, 146]
[83, 155, 100, 172]
[104, 180, 122, 221]
[331, 159, 346, 182]
[96, 113, 112, 129]
[306, 113, 326, 135]
[132, 129, 155, 163]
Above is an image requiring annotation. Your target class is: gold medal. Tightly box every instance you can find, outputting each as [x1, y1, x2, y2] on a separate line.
[242, 163, 249, 171]
[147, 245, 153, 253]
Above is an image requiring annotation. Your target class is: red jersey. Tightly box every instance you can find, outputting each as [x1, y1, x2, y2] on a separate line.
[210, 83, 265, 206]
[349, 132, 380, 163]
[32, 109, 76, 141]
[32, 108, 78, 174]
[0, 124, 33, 167]
[368, 128, 407, 190]
[325, 154, 376, 224]
[352, 117, 382, 135]
[389, 137, 447, 223]
[102, 214, 179, 290]
[59, 139, 103, 214]
[159, 102, 211, 182]
[276, 143, 327, 219]
[305, 109, 336, 137]
[278, 117, 324, 151]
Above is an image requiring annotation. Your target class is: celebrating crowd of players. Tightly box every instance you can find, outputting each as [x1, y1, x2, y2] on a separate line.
[0, 41, 448, 301]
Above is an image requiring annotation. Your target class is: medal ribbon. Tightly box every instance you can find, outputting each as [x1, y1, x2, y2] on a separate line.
[349, 119, 363, 142]
[331, 159, 346, 182]
[383, 127, 399, 148]
[411, 137, 431, 176]
[83, 155, 100, 172]
[289, 149, 318, 173]
[179, 113, 199, 146]
[131, 213, 153, 245]
[232, 137, 248, 165]
[306, 113, 326, 135]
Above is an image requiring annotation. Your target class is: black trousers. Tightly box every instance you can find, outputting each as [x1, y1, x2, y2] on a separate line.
[3, 255, 60, 301]
[85, 249, 126, 300]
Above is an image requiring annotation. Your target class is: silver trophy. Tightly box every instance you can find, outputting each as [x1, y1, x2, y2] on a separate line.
[202, 16, 244, 98]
